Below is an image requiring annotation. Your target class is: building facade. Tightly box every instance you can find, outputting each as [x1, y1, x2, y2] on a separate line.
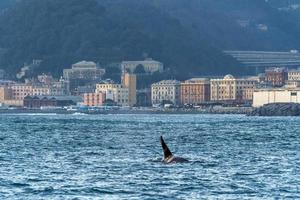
[253, 88, 300, 107]
[24, 95, 82, 108]
[0, 86, 12, 103]
[96, 83, 129, 106]
[151, 80, 181, 105]
[122, 73, 136, 106]
[11, 84, 34, 100]
[83, 92, 106, 107]
[180, 78, 210, 105]
[121, 58, 164, 74]
[210, 75, 257, 103]
[63, 61, 105, 92]
[265, 67, 287, 87]
[288, 68, 300, 81]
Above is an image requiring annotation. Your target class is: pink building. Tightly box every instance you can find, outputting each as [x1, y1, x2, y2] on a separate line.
[83, 92, 105, 106]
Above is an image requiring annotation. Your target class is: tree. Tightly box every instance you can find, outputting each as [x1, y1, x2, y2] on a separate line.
[134, 64, 146, 74]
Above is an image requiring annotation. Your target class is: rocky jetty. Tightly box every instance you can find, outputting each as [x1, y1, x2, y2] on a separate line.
[249, 103, 300, 116]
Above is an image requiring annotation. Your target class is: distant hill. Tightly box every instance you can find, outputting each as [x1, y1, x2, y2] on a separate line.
[1, 0, 300, 78]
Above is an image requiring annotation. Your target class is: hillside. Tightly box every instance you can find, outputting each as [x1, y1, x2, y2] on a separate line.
[1, 0, 300, 78]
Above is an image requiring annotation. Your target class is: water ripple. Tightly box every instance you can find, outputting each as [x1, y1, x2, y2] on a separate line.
[0, 114, 299, 199]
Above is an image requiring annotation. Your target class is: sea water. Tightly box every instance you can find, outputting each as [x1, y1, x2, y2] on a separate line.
[0, 114, 299, 199]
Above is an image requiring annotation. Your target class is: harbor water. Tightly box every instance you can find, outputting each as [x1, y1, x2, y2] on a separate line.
[0, 114, 299, 199]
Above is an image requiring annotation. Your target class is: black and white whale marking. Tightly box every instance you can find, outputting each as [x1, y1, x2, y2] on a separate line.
[160, 136, 189, 164]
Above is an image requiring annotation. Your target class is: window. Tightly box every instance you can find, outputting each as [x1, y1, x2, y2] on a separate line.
[291, 92, 297, 96]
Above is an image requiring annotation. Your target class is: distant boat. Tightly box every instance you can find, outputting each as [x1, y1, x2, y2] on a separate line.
[40, 106, 63, 111]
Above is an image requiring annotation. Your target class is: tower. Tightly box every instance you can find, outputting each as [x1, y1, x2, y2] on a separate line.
[122, 73, 136, 107]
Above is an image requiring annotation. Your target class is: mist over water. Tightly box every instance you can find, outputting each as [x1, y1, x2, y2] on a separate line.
[0, 114, 299, 199]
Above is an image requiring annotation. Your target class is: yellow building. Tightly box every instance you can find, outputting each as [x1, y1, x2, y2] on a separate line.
[95, 83, 129, 106]
[96, 83, 121, 93]
[210, 75, 257, 102]
[122, 73, 136, 106]
[0, 86, 12, 103]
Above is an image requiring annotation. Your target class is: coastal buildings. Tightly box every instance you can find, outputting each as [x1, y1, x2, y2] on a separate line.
[24, 95, 82, 108]
[0, 86, 12, 103]
[288, 68, 300, 81]
[121, 58, 164, 74]
[11, 84, 37, 100]
[34, 75, 70, 95]
[151, 80, 181, 105]
[253, 88, 300, 107]
[96, 82, 129, 106]
[122, 73, 136, 106]
[83, 92, 105, 107]
[63, 61, 105, 92]
[265, 67, 287, 87]
[180, 78, 210, 105]
[210, 75, 257, 103]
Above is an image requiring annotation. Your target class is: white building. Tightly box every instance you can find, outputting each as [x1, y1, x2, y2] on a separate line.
[253, 88, 300, 107]
[63, 61, 105, 80]
[121, 58, 163, 74]
[96, 83, 129, 106]
[288, 68, 300, 81]
[151, 80, 180, 105]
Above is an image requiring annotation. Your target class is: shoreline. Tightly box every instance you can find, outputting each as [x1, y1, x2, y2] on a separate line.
[0, 107, 254, 115]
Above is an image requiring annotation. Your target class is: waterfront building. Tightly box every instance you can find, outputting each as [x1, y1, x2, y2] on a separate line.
[32, 86, 50, 96]
[83, 92, 105, 107]
[121, 58, 164, 74]
[151, 80, 181, 105]
[0, 86, 12, 103]
[210, 75, 257, 103]
[36, 75, 70, 95]
[288, 68, 300, 81]
[0, 86, 23, 106]
[96, 82, 122, 93]
[63, 61, 105, 92]
[122, 73, 136, 106]
[113, 87, 129, 107]
[180, 78, 210, 105]
[96, 83, 129, 106]
[11, 84, 34, 100]
[253, 88, 300, 107]
[24, 95, 82, 108]
[265, 67, 287, 87]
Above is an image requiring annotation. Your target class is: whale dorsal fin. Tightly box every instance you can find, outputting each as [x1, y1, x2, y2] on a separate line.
[160, 136, 173, 159]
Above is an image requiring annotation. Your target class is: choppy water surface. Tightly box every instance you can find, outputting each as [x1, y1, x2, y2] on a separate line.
[0, 114, 299, 199]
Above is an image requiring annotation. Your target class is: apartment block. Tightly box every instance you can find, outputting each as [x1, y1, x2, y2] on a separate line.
[151, 80, 181, 105]
[180, 78, 210, 105]
[210, 75, 257, 103]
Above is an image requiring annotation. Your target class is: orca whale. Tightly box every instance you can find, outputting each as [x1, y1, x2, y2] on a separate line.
[160, 136, 189, 164]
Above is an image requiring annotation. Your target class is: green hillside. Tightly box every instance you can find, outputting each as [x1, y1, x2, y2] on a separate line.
[1, 0, 300, 79]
